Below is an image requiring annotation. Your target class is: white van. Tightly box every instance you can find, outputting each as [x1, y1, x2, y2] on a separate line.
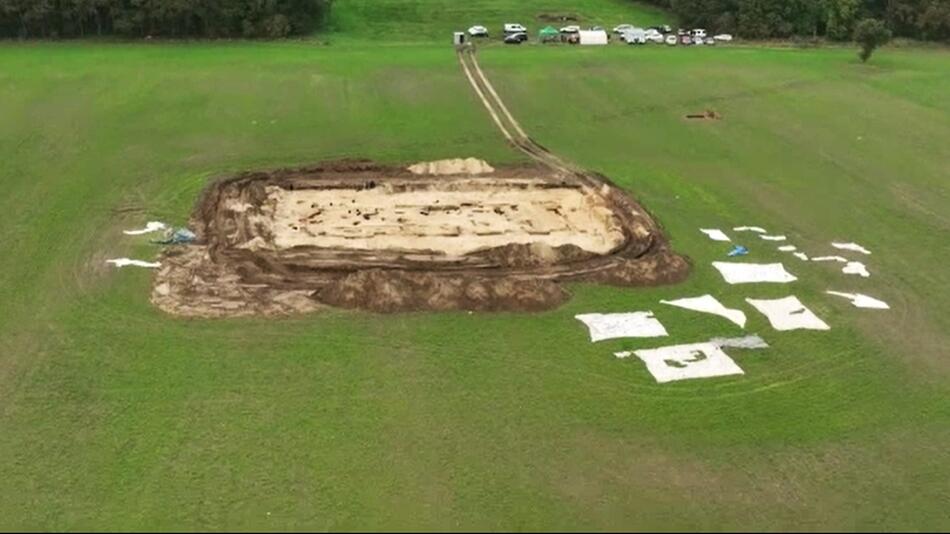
[504, 23, 527, 34]
[690, 28, 707, 38]
[622, 28, 647, 44]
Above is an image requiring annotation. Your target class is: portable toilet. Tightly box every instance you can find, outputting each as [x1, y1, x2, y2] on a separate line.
[453, 32, 466, 46]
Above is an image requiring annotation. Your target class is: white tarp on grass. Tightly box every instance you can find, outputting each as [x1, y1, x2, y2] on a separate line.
[734, 226, 767, 233]
[793, 252, 809, 261]
[634, 342, 745, 383]
[746, 296, 830, 331]
[826, 291, 889, 309]
[778, 245, 797, 252]
[660, 294, 746, 328]
[712, 262, 798, 284]
[710, 335, 769, 350]
[575, 312, 668, 342]
[760, 234, 787, 241]
[812, 255, 848, 263]
[700, 228, 731, 242]
[843, 261, 871, 277]
[618, 335, 768, 361]
[107, 258, 161, 269]
[123, 221, 167, 236]
[832, 242, 871, 255]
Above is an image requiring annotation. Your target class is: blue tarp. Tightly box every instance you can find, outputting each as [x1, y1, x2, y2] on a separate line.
[727, 245, 749, 257]
[153, 228, 197, 245]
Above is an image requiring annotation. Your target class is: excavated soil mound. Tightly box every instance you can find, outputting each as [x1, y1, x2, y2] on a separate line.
[153, 160, 689, 317]
[407, 157, 495, 175]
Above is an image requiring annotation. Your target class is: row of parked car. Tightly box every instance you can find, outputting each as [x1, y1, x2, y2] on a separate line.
[466, 23, 734, 46]
[621, 26, 734, 46]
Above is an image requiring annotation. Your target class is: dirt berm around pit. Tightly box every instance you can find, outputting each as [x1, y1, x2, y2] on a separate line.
[152, 159, 689, 317]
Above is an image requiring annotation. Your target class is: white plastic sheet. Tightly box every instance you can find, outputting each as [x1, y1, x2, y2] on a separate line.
[634, 342, 745, 383]
[700, 228, 731, 242]
[710, 335, 769, 350]
[746, 296, 830, 331]
[107, 258, 161, 269]
[826, 291, 889, 309]
[123, 221, 167, 236]
[760, 235, 787, 241]
[575, 312, 668, 342]
[733, 226, 766, 233]
[660, 294, 746, 328]
[843, 261, 871, 278]
[832, 242, 871, 255]
[812, 256, 848, 263]
[712, 262, 798, 284]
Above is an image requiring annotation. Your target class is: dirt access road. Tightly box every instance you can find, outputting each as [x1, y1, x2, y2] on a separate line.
[148, 50, 688, 317]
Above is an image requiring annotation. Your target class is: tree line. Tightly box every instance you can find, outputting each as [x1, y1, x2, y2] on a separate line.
[0, 0, 333, 39]
[640, 0, 950, 41]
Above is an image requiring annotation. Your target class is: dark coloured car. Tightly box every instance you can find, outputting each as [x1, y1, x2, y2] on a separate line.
[504, 32, 528, 44]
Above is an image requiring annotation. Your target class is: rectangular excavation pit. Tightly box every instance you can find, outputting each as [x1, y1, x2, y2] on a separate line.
[263, 178, 626, 258]
[153, 160, 689, 316]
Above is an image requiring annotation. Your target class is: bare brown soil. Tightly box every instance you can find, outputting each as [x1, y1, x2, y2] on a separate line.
[685, 110, 722, 120]
[537, 13, 580, 22]
[152, 160, 689, 317]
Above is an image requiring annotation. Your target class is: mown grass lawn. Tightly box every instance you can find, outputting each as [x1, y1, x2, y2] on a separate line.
[1, 24, 949, 533]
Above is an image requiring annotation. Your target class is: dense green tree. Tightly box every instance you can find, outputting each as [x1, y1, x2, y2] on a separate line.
[636, 0, 949, 41]
[886, 0, 924, 35]
[826, 0, 861, 39]
[917, 0, 950, 40]
[0, 0, 331, 38]
[854, 17, 892, 60]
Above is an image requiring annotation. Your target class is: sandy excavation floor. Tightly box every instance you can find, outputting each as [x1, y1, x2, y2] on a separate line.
[152, 159, 689, 316]
[263, 178, 626, 258]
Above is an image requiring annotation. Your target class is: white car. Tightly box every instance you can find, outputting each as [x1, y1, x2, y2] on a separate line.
[644, 29, 664, 43]
[705, 37, 717, 45]
[713, 33, 734, 42]
[665, 35, 678, 45]
[690, 28, 707, 38]
[468, 25, 488, 37]
[613, 24, 636, 34]
[560, 25, 580, 34]
[504, 23, 527, 34]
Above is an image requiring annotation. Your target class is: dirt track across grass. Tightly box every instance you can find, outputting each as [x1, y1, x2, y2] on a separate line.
[151, 49, 689, 317]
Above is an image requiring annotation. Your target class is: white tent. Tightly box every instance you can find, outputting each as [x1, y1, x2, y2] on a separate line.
[578, 30, 608, 45]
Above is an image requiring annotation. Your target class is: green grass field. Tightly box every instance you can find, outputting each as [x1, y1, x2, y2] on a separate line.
[1, 1, 949, 530]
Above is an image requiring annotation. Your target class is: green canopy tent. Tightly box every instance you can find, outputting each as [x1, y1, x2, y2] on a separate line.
[539, 26, 560, 43]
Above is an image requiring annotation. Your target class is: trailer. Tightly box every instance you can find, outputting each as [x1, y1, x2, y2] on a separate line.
[578, 30, 608, 46]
